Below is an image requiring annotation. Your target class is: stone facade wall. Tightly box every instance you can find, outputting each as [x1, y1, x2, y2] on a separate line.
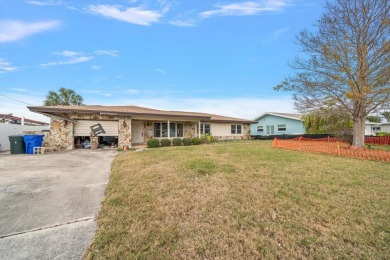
[44, 118, 74, 150]
[184, 122, 197, 138]
[118, 118, 131, 148]
[144, 121, 154, 141]
[243, 124, 251, 139]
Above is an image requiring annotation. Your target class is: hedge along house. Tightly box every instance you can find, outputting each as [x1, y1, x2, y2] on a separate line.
[27, 105, 254, 150]
[250, 112, 305, 136]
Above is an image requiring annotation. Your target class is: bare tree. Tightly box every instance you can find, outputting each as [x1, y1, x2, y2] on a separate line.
[275, 0, 390, 147]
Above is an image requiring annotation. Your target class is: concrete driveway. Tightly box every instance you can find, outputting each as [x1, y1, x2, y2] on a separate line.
[0, 149, 116, 260]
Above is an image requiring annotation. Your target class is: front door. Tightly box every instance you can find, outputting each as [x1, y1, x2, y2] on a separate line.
[132, 121, 144, 144]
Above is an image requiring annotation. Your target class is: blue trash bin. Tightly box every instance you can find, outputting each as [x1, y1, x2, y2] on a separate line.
[23, 135, 45, 154]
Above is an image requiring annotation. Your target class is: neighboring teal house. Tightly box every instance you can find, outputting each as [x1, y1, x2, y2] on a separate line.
[251, 112, 305, 136]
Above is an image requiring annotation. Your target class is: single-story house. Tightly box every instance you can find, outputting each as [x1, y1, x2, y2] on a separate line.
[250, 112, 305, 136]
[365, 121, 382, 136]
[378, 122, 390, 133]
[27, 105, 254, 150]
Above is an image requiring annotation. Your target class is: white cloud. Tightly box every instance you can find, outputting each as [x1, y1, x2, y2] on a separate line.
[88, 5, 162, 25]
[92, 96, 296, 120]
[25, 0, 62, 6]
[155, 68, 166, 74]
[94, 49, 119, 57]
[10, 88, 28, 92]
[127, 89, 140, 94]
[41, 56, 94, 67]
[41, 49, 118, 67]
[0, 20, 61, 42]
[80, 90, 111, 97]
[169, 19, 197, 27]
[0, 93, 50, 122]
[91, 65, 101, 70]
[52, 50, 82, 57]
[201, 0, 289, 18]
[262, 27, 289, 44]
[0, 58, 17, 73]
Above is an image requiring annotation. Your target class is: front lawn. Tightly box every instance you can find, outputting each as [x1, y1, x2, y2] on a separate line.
[86, 141, 390, 259]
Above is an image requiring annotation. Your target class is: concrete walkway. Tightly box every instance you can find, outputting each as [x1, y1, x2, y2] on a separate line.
[0, 149, 116, 260]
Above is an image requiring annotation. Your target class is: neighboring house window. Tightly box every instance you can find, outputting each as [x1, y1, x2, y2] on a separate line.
[277, 124, 287, 132]
[257, 126, 264, 132]
[231, 125, 242, 134]
[198, 123, 211, 134]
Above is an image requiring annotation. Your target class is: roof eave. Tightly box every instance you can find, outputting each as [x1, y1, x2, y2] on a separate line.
[28, 106, 212, 121]
[253, 112, 302, 121]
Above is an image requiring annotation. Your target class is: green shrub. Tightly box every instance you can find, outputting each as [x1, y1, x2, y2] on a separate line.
[147, 139, 160, 148]
[192, 137, 202, 145]
[376, 132, 390, 136]
[160, 138, 171, 147]
[172, 138, 183, 146]
[201, 133, 215, 144]
[183, 138, 192, 146]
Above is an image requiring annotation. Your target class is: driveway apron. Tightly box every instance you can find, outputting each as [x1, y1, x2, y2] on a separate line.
[0, 149, 116, 260]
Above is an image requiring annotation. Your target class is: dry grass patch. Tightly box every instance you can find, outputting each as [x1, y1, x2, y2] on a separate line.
[86, 141, 390, 259]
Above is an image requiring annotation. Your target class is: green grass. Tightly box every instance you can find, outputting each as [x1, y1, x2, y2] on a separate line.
[368, 144, 390, 151]
[86, 141, 390, 259]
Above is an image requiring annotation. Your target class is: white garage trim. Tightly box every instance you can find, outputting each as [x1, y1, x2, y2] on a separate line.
[74, 120, 118, 136]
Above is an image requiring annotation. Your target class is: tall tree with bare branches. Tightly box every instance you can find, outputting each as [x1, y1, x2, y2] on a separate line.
[275, 0, 390, 147]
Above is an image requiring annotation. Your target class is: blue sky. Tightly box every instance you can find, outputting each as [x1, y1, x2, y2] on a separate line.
[0, 0, 324, 122]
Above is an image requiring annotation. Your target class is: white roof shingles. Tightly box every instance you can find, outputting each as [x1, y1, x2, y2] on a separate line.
[253, 112, 302, 121]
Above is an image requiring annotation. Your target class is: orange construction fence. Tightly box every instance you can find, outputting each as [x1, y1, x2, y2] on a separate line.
[272, 138, 390, 162]
[290, 136, 342, 142]
[365, 136, 390, 145]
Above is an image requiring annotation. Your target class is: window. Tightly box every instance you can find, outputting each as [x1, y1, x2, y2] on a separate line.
[257, 126, 264, 132]
[154, 122, 184, 138]
[237, 125, 242, 134]
[177, 123, 183, 137]
[277, 124, 287, 132]
[154, 123, 161, 137]
[231, 125, 242, 134]
[162, 123, 168, 137]
[231, 125, 236, 134]
[199, 123, 211, 134]
[170, 123, 176, 138]
[266, 125, 275, 135]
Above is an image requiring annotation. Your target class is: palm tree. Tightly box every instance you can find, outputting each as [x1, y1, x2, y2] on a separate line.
[44, 87, 84, 106]
[381, 112, 390, 122]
